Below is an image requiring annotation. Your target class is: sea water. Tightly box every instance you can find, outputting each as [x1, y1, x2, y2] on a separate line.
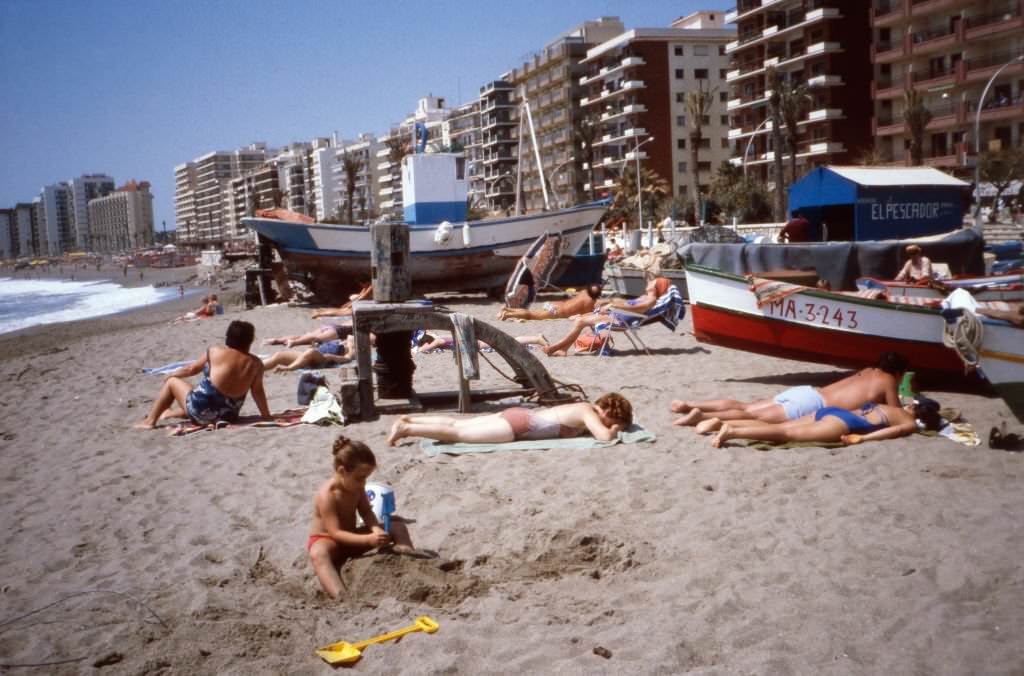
[0, 277, 179, 335]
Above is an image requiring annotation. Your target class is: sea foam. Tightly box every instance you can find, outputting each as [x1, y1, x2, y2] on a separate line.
[0, 277, 177, 335]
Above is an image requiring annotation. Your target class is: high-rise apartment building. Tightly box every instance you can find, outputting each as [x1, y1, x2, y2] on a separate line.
[477, 81, 518, 213]
[87, 180, 155, 252]
[0, 209, 13, 259]
[68, 174, 115, 250]
[506, 17, 625, 213]
[445, 99, 484, 210]
[14, 203, 36, 258]
[580, 11, 736, 206]
[174, 144, 270, 246]
[333, 135, 379, 223]
[871, 0, 1024, 169]
[38, 183, 72, 256]
[725, 1, 872, 182]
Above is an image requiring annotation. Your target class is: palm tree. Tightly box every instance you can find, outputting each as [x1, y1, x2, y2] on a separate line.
[341, 151, 363, 224]
[574, 116, 598, 201]
[766, 67, 786, 222]
[608, 165, 671, 232]
[685, 81, 714, 225]
[903, 88, 933, 166]
[778, 81, 813, 183]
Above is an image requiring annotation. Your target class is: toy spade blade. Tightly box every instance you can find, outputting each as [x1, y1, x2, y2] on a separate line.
[316, 616, 439, 665]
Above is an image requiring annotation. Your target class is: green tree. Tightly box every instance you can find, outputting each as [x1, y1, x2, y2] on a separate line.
[979, 147, 1024, 223]
[778, 81, 813, 183]
[709, 162, 773, 223]
[766, 67, 786, 222]
[685, 81, 715, 225]
[608, 165, 671, 232]
[903, 88, 933, 166]
[341, 151, 363, 225]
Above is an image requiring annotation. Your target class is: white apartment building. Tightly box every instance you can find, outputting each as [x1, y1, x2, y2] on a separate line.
[311, 144, 340, 222]
[15, 203, 36, 258]
[174, 144, 270, 245]
[332, 134, 379, 223]
[580, 11, 735, 202]
[444, 99, 483, 209]
[67, 174, 115, 250]
[87, 180, 155, 252]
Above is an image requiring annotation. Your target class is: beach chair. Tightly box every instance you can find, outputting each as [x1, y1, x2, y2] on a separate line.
[593, 285, 687, 355]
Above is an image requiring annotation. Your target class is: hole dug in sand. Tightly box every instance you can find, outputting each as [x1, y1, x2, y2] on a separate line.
[339, 554, 489, 607]
[505, 531, 644, 580]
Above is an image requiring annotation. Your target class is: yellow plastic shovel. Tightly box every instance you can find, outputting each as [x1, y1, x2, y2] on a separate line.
[315, 615, 440, 665]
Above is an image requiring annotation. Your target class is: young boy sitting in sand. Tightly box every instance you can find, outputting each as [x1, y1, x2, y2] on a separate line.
[309, 436, 423, 599]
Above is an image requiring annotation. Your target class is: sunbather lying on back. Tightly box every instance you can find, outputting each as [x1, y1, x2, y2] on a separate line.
[499, 284, 603, 321]
[262, 336, 356, 372]
[543, 277, 670, 356]
[705, 397, 941, 448]
[671, 352, 908, 427]
[413, 331, 548, 353]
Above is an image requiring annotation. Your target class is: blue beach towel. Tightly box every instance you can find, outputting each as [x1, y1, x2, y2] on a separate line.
[420, 423, 656, 456]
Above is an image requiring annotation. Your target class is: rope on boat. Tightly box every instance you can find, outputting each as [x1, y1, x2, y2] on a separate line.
[942, 310, 983, 372]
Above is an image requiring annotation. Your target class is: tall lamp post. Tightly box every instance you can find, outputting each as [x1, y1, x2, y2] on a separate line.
[973, 54, 1024, 225]
[631, 135, 655, 249]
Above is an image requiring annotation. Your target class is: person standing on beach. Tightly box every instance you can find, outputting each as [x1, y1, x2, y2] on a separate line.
[672, 352, 908, 428]
[308, 436, 423, 599]
[133, 320, 270, 428]
[777, 210, 811, 243]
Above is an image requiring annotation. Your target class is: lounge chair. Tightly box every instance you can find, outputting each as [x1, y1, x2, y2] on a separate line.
[593, 285, 687, 355]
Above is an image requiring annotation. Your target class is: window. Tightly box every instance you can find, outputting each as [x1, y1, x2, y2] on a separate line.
[698, 161, 712, 171]
[674, 46, 683, 56]
[676, 92, 686, 103]
[675, 68, 685, 79]
[720, 115, 729, 125]
[720, 69, 728, 79]
[676, 115, 687, 126]
[695, 69, 708, 79]
[699, 138, 711, 149]
[719, 45, 726, 56]
[679, 185, 688, 195]
[676, 138, 687, 149]
[721, 138, 731, 149]
[694, 45, 709, 56]
[720, 92, 728, 102]
[700, 115, 710, 125]
[677, 161, 688, 172]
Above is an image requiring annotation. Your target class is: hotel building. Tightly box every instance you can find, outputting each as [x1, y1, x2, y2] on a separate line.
[68, 174, 115, 250]
[87, 180, 155, 252]
[506, 17, 626, 213]
[725, 1, 872, 182]
[871, 0, 1024, 168]
[580, 11, 735, 204]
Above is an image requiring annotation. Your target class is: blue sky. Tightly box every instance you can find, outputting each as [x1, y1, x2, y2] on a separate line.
[1, 0, 719, 232]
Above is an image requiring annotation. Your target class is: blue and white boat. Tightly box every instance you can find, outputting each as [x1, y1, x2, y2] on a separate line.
[243, 152, 607, 300]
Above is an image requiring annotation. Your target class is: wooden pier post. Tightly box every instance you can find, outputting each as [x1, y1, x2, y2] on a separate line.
[369, 223, 414, 399]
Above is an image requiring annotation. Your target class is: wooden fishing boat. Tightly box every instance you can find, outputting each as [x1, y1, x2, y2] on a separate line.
[975, 319, 1024, 423]
[856, 271, 1024, 303]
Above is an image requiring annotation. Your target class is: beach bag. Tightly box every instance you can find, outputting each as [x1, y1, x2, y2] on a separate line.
[297, 372, 327, 405]
[574, 332, 611, 354]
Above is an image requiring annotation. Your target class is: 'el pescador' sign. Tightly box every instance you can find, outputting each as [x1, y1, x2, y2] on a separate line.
[868, 200, 957, 221]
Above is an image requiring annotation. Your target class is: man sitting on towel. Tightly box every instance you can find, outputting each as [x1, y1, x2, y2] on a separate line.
[671, 352, 908, 429]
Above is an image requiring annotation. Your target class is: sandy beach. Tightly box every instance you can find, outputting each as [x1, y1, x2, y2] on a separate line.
[0, 272, 1022, 675]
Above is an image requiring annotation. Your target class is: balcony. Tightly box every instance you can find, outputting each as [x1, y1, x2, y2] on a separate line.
[909, 25, 957, 57]
[806, 108, 844, 122]
[728, 90, 770, 111]
[968, 94, 1024, 123]
[600, 103, 647, 123]
[873, 40, 904, 64]
[965, 4, 1023, 38]
[911, 0, 974, 17]
[965, 50, 1024, 81]
[807, 74, 843, 87]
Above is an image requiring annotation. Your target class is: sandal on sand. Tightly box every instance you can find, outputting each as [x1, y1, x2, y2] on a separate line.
[989, 424, 1023, 451]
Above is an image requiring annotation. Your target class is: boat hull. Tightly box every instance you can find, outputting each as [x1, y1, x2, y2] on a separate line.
[978, 321, 1024, 423]
[685, 265, 968, 377]
[857, 273, 1024, 303]
[243, 203, 606, 300]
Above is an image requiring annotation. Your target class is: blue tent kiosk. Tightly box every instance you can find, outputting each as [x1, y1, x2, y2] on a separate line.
[787, 166, 970, 241]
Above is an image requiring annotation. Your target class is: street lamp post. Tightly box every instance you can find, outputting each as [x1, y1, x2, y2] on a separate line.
[973, 54, 1024, 225]
[743, 116, 773, 177]
[632, 135, 655, 249]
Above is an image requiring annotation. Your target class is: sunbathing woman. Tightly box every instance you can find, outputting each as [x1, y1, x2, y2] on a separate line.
[386, 392, 633, 446]
[262, 336, 356, 373]
[705, 397, 942, 449]
[413, 331, 548, 353]
[543, 277, 671, 356]
[498, 285, 603, 321]
[134, 320, 270, 428]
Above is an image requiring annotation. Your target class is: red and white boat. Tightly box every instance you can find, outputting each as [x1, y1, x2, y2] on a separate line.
[976, 320, 1024, 423]
[856, 271, 1024, 303]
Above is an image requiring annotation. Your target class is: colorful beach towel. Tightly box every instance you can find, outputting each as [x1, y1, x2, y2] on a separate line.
[748, 276, 804, 308]
[167, 408, 307, 437]
[419, 423, 656, 456]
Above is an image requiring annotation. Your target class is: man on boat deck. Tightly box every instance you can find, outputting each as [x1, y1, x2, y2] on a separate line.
[671, 352, 908, 428]
[894, 245, 933, 284]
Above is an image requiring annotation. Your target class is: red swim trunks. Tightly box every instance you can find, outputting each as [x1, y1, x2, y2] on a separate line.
[307, 534, 333, 552]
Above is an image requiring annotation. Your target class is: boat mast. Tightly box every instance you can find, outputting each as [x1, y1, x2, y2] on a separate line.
[516, 88, 551, 214]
